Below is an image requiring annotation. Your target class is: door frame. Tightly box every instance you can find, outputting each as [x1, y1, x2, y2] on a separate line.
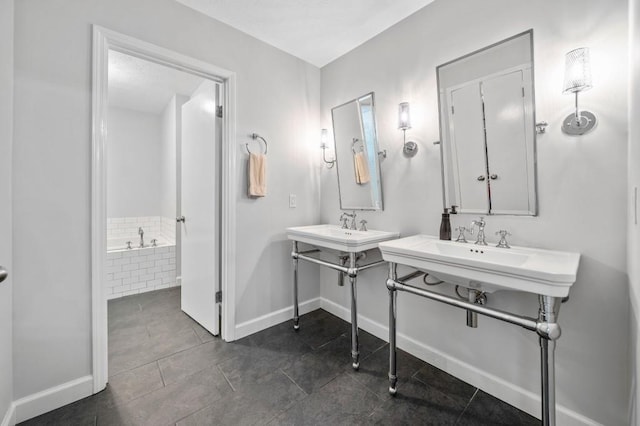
[91, 25, 237, 394]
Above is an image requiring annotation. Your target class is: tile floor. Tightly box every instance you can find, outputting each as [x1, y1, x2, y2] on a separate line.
[20, 287, 539, 425]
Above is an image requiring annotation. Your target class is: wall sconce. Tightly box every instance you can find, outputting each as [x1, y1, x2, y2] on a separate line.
[320, 128, 335, 168]
[398, 102, 418, 157]
[561, 47, 596, 135]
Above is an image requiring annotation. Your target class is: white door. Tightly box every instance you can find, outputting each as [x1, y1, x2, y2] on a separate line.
[180, 80, 219, 335]
[482, 70, 532, 214]
[449, 83, 490, 214]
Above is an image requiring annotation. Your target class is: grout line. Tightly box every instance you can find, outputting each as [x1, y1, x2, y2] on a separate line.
[455, 388, 479, 424]
[279, 368, 309, 396]
[157, 360, 166, 387]
[217, 365, 236, 392]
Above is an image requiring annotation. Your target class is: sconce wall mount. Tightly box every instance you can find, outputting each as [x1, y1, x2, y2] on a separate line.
[561, 47, 596, 136]
[320, 128, 335, 168]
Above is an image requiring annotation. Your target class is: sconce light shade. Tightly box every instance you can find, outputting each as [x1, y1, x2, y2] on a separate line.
[563, 47, 592, 94]
[320, 128, 328, 147]
[398, 102, 417, 157]
[561, 47, 596, 135]
[398, 102, 411, 130]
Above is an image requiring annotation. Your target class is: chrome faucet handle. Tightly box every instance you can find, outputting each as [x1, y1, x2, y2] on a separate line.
[339, 214, 349, 229]
[495, 230, 512, 248]
[454, 226, 468, 243]
[151, 239, 158, 247]
[359, 220, 368, 232]
[126, 241, 132, 250]
[470, 217, 487, 245]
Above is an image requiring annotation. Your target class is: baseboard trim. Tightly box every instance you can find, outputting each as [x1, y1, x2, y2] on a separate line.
[319, 298, 602, 426]
[1, 402, 15, 426]
[13, 375, 93, 424]
[234, 297, 322, 340]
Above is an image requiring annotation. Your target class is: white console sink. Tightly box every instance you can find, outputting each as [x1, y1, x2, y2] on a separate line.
[378, 235, 580, 297]
[287, 224, 399, 253]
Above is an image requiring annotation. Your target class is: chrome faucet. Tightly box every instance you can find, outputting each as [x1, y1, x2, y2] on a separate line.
[469, 217, 488, 245]
[340, 211, 357, 230]
[138, 227, 145, 248]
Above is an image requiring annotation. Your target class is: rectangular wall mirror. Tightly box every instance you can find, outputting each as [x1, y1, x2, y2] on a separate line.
[437, 30, 537, 216]
[331, 92, 384, 210]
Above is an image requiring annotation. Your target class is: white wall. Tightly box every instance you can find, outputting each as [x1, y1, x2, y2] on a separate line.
[320, 0, 629, 424]
[0, 0, 13, 423]
[160, 95, 185, 220]
[12, 0, 320, 406]
[628, 0, 640, 423]
[107, 107, 163, 218]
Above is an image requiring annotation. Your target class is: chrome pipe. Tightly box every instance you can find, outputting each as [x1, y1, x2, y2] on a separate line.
[389, 280, 538, 332]
[292, 241, 300, 330]
[298, 249, 321, 256]
[295, 252, 350, 274]
[539, 295, 560, 426]
[351, 259, 387, 273]
[349, 252, 360, 370]
[467, 290, 478, 328]
[338, 256, 348, 287]
[397, 270, 424, 283]
[388, 262, 398, 395]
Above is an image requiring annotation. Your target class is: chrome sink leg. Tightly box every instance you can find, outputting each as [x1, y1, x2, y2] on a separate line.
[538, 295, 561, 426]
[292, 241, 300, 330]
[387, 262, 398, 395]
[349, 252, 360, 370]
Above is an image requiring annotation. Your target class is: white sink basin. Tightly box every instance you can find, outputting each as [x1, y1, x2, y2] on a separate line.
[287, 224, 400, 253]
[378, 235, 580, 297]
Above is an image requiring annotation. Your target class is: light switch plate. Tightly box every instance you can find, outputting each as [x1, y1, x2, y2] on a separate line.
[289, 194, 297, 208]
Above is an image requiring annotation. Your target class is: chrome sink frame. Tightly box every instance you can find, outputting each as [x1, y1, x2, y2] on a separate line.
[291, 241, 387, 370]
[386, 262, 564, 426]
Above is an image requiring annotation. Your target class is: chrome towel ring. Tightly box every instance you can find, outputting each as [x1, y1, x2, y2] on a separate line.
[246, 133, 268, 155]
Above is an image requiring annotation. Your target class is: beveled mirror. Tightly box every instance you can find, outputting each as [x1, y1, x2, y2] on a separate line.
[437, 30, 537, 215]
[331, 92, 383, 210]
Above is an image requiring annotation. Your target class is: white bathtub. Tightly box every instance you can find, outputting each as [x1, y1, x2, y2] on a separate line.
[106, 239, 178, 299]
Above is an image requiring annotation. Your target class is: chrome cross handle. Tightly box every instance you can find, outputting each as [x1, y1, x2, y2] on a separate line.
[359, 220, 368, 232]
[455, 226, 468, 243]
[495, 230, 512, 248]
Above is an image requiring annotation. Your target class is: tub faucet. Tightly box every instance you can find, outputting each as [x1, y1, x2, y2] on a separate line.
[470, 217, 488, 245]
[138, 227, 144, 248]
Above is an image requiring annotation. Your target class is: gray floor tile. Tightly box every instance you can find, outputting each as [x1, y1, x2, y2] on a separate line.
[19, 291, 538, 426]
[269, 374, 383, 425]
[414, 362, 477, 403]
[158, 339, 244, 386]
[349, 344, 426, 399]
[368, 377, 467, 425]
[456, 390, 539, 426]
[100, 362, 164, 407]
[176, 370, 306, 426]
[97, 365, 231, 426]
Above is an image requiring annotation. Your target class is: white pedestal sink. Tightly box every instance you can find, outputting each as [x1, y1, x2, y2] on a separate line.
[379, 234, 580, 426]
[286, 224, 399, 369]
[286, 224, 399, 253]
[378, 234, 580, 297]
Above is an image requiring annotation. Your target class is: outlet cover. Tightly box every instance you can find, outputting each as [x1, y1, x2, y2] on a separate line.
[289, 194, 297, 208]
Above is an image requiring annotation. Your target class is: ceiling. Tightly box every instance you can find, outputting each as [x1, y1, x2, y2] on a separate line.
[175, 0, 435, 67]
[108, 51, 205, 114]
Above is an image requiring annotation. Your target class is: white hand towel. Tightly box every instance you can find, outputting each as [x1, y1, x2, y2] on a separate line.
[354, 152, 370, 184]
[248, 153, 267, 197]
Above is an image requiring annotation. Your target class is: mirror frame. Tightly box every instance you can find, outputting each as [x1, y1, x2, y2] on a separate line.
[331, 92, 384, 211]
[436, 29, 538, 216]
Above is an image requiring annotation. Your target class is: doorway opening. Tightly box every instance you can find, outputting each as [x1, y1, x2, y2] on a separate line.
[92, 26, 237, 394]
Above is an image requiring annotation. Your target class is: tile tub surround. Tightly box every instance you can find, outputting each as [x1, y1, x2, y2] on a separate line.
[19, 288, 538, 425]
[107, 216, 176, 244]
[106, 246, 177, 299]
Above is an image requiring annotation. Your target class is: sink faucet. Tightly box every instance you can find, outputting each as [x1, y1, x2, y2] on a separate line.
[470, 217, 487, 245]
[340, 211, 357, 230]
[138, 227, 145, 248]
